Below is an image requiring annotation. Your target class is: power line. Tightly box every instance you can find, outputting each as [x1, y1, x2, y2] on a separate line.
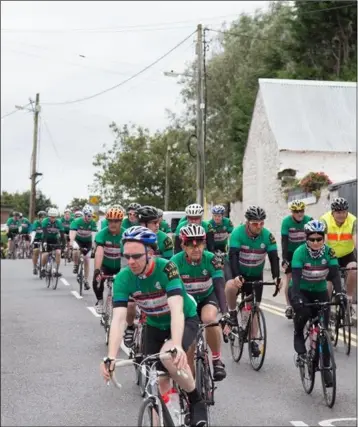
[1, 103, 31, 119]
[41, 116, 62, 161]
[42, 30, 196, 106]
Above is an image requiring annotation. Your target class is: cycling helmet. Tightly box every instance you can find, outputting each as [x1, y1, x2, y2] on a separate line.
[111, 204, 125, 210]
[106, 207, 125, 220]
[48, 208, 59, 217]
[74, 210, 83, 218]
[211, 205, 225, 215]
[290, 200, 306, 212]
[304, 220, 325, 235]
[180, 224, 206, 242]
[122, 226, 157, 245]
[331, 197, 349, 212]
[157, 208, 164, 217]
[37, 210, 46, 218]
[137, 206, 159, 223]
[19, 213, 23, 218]
[127, 203, 141, 211]
[82, 205, 94, 216]
[185, 203, 204, 217]
[245, 205, 266, 221]
[12, 211, 20, 217]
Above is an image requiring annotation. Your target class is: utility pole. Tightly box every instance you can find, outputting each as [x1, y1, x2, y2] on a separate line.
[29, 93, 40, 222]
[196, 24, 205, 206]
[164, 142, 170, 211]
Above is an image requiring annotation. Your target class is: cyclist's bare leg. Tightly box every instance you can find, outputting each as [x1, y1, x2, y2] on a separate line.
[73, 249, 79, 265]
[32, 247, 39, 267]
[55, 249, 61, 267]
[346, 261, 357, 302]
[201, 304, 221, 356]
[42, 252, 48, 266]
[84, 256, 90, 281]
[284, 273, 291, 305]
[225, 279, 239, 311]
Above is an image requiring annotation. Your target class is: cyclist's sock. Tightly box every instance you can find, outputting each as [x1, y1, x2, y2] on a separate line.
[212, 352, 221, 361]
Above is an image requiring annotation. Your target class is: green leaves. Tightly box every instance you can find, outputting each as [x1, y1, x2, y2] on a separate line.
[1, 190, 56, 217]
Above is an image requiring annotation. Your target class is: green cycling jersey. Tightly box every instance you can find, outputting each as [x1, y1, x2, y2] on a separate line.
[281, 215, 313, 254]
[70, 217, 97, 243]
[208, 217, 234, 252]
[95, 226, 123, 270]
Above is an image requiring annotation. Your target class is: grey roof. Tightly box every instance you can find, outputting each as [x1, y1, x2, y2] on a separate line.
[258, 78, 357, 153]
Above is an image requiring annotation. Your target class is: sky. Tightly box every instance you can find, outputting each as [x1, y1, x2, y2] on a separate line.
[1, 0, 269, 210]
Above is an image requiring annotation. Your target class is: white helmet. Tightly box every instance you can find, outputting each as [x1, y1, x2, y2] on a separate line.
[74, 210, 83, 218]
[180, 224, 206, 240]
[48, 207, 59, 217]
[82, 205, 94, 216]
[185, 203, 204, 217]
[64, 208, 71, 214]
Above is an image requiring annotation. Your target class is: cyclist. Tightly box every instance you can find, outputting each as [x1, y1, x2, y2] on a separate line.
[60, 208, 73, 256]
[70, 205, 98, 290]
[157, 208, 171, 233]
[74, 210, 84, 219]
[6, 211, 21, 257]
[100, 226, 207, 427]
[123, 206, 174, 347]
[171, 224, 227, 381]
[40, 207, 65, 277]
[19, 214, 32, 256]
[174, 203, 215, 254]
[288, 220, 345, 387]
[30, 210, 46, 275]
[121, 202, 141, 230]
[100, 204, 125, 230]
[93, 206, 125, 314]
[321, 197, 357, 311]
[281, 200, 313, 319]
[227, 205, 281, 357]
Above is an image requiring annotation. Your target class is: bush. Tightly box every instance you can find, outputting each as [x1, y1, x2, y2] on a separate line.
[300, 172, 332, 193]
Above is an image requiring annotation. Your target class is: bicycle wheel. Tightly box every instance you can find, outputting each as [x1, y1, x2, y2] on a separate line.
[230, 309, 245, 362]
[46, 260, 52, 289]
[298, 328, 316, 394]
[342, 303, 351, 356]
[52, 262, 59, 290]
[195, 358, 211, 423]
[319, 329, 336, 408]
[104, 293, 113, 346]
[78, 262, 84, 296]
[331, 302, 340, 347]
[248, 307, 267, 371]
[137, 396, 170, 427]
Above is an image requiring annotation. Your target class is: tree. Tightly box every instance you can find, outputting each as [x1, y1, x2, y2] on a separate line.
[66, 197, 89, 211]
[1, 190, 57, 217]
[92, 122, 196, 210]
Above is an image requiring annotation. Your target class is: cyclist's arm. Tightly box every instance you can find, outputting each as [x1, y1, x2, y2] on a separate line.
[108, 307, 127, 359]
[291, 268, 303, 297]
[69, 220, 78, 244]
[206, 230, 215, 253]
[352, 220, 357, 248]
[281, 235, 289, 262]
[174, 235, 182, 254]
[168, 295, 185, 347]
[267, 233, 280, 279]
[229, 247, 240, 278]
[209, 254, 226, 313]
[327, 266, 342, 294]
[94, 233, 105, 269]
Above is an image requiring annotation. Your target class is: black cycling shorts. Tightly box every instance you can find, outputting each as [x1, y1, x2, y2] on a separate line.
[237, 275, 264, 303]
[144, 315, 199, 372]
[7, 231, 19, 240]
[33, 239, 42, 249]
[338, 251, 357, 268]
[20, 234, 30, 242]
[196, 291, 218, 318]
[42, 241, 61, 253]
[75, 240, 92, 253]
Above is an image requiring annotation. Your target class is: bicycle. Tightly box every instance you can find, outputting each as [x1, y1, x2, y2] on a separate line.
[330, 266, 356, 356]
[108, 349, 191, 427]
[76, 247, 89, 296]
[130, 307, 148, 397]
[223, 280, 280, 371]
[44, 244, 60, 290]
[99, 274, 115, 346]
[8, 233, 19, 259]
[295, 299, 339, 408]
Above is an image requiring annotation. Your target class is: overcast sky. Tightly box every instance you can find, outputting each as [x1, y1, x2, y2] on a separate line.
[1, 1, 268, 210]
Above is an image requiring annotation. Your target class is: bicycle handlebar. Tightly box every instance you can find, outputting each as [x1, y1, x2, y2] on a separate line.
[241, 280, 281, 297]
[339, 266, 357, 271]
[303, 301, 338, 308]
[107, 349, 187, 389]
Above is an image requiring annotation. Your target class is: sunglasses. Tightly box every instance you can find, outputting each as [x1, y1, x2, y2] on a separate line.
[293, 210, 305, 214]
[184, 240, 205, 247]
[108, 219, 122, 224]
[249, 221, 264, 226]
[187, 216, 201, 221]
[123, 253, 146, 260]
[307, 237, 324, 243]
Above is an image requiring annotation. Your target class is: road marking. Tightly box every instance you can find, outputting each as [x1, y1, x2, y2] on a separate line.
[261, 302, 285, 313]
[290, 422, 309, 427]
[71, 290, 83, 299]
[319, 418, 357, 426]
[87, 307, 101, 318]
[261, 305, 286, 318]
[60, 278, 70, 286]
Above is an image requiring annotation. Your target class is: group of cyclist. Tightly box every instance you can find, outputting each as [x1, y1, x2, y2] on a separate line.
[4, 196, 356, 427]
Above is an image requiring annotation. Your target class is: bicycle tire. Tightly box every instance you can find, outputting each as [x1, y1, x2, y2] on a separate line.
[299, 327, 316, 394]
[331, 302, 340, 347]
[342, 303, 351, 356]
[52, 263, 59, 290]
[78, 261, 84, 296]
[319, 329, 336, 408]
[46, 259, 52, 289]
[248, 307, 267, 371]
[230, 309, 245, 362]
[195, 358, 211, 422]
[137, 396, 173, 427]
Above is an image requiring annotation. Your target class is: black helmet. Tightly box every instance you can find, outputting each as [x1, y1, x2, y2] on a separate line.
[137, 206, 159, 223]
[245, 205, 266, 221]
[331, 197, 348, 212]
[37, 210, 47, 218]
[127, 203, 141, 212]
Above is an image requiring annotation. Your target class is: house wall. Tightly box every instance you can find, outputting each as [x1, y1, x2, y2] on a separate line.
[279, 151, 356, 183]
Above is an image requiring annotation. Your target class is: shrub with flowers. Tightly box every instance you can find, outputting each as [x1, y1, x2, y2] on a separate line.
[299, 172, 332, 193]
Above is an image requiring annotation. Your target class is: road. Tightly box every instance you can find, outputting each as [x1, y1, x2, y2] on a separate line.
[1, 259, 357, 427]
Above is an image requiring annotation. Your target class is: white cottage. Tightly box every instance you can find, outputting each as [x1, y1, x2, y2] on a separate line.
[243, 78, 357, 247]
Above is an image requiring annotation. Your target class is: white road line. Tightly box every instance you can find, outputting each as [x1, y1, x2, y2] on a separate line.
[319, 418, 357, 426]
[261, 302, 285, 313]
[60, 278, 70, 286]
[87, 307, 101, 318]
[290, 422, 309, 427]
[71, 290, 83, 299]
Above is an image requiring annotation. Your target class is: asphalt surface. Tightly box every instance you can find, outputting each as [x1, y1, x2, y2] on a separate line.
[1, 259, 357, 427]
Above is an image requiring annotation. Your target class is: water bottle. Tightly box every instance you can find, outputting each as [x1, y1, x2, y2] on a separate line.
[162, 388, 180, 426]
[310, 326, 318, 350]
[241, 303, 251, 329]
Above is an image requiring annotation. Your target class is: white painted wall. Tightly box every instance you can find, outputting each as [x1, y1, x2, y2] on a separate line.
[279, 150, 356, 183]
